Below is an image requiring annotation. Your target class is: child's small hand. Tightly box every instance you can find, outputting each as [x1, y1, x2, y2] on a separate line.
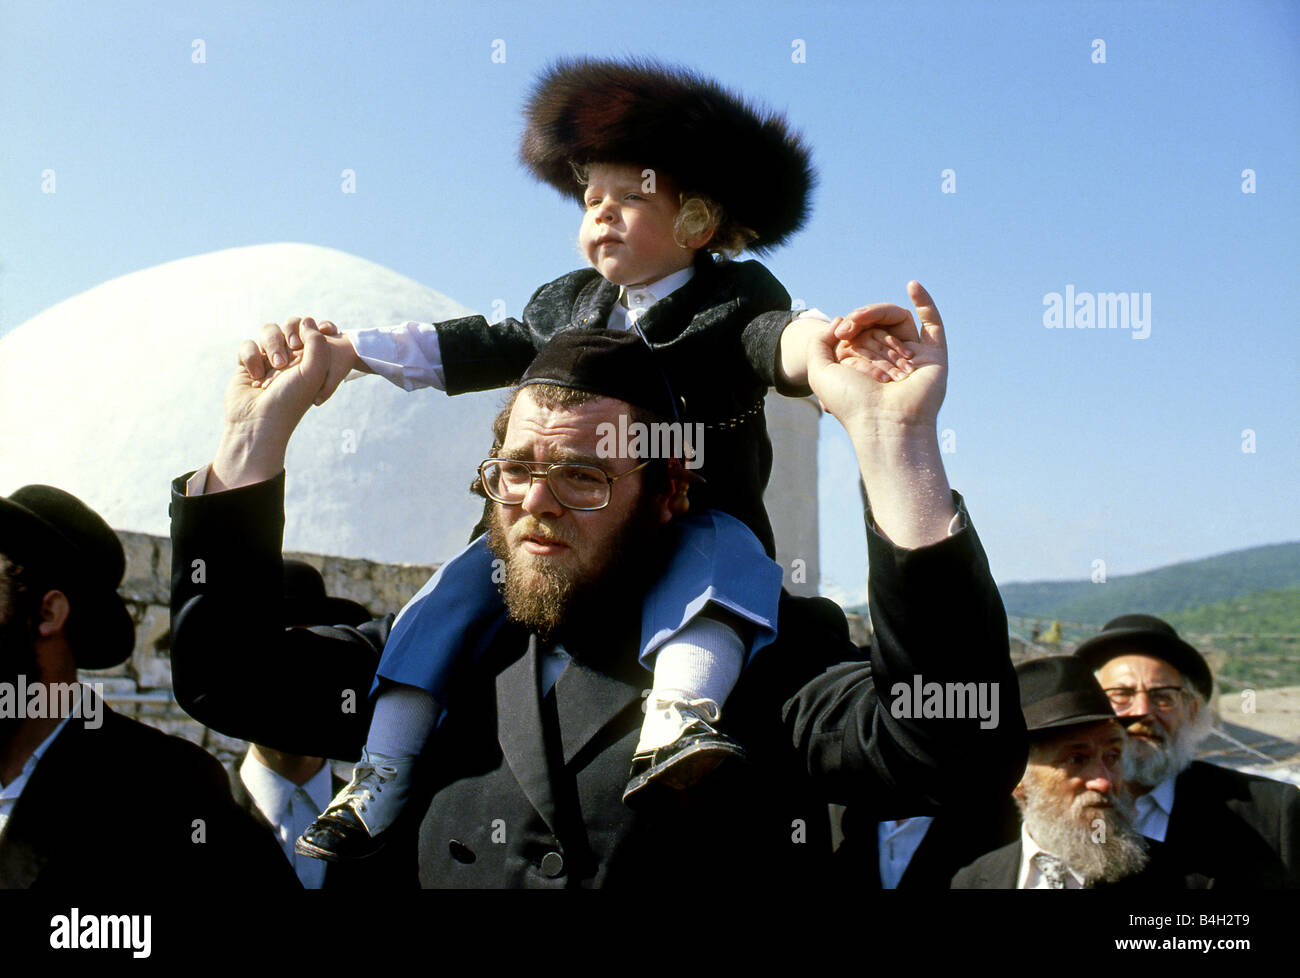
[239, 317, 360, 405]
[831, 314, 914, 383]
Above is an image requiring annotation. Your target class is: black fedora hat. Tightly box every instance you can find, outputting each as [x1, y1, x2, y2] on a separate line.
[519, 57, 816, 253]
[1073, 614, 1213, 701]
[282, 560, 371, 628]
[0, 485, 135, 669]
[1016, 655, 1120, 734]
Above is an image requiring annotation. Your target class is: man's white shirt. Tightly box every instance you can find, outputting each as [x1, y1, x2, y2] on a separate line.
[1132, 776, 1176, 842]
[0, 685, 84, 840]
[239, 749, 335, 889]
[876, 815, 934, 888]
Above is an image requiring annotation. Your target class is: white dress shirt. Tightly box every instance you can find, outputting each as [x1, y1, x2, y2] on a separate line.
[239, 750, 335, 889]
[1017, 824, 1086, 889]
[876, 815, 934, 888]
[0, 686, 83, 840]
[1131, 775, 1176, 842]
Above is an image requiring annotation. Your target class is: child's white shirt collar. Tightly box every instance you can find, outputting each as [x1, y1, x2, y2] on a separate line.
[610, 265, 696, 330]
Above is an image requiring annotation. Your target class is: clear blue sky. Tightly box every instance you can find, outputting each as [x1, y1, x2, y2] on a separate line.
[3, 0, 1297, 604]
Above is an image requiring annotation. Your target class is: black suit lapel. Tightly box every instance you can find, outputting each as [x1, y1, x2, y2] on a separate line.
[553, 655, 644, 768]
[227, 765, 277, 836]
[0, 817, 47, 889]
[896, 819, 939, 889]
[997, 845, 1022, 889]
[970, 841, 1021, 889]
[0, 711, 101, 888]
[494, 640, 562, 840]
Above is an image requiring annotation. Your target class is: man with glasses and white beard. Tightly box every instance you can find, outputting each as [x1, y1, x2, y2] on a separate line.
[1077, 615, 1300, 888]
[953, 656, 1210, 889]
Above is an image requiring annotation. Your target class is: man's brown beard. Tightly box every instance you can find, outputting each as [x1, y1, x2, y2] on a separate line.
[486, 493, 663, 643]
[1019, 770, 1149, 886]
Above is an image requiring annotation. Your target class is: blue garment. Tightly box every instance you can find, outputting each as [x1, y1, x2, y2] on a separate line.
[373, 511, 782, 703]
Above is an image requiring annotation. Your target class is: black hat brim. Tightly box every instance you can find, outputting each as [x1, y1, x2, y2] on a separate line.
[1074, 628, 1214, 701]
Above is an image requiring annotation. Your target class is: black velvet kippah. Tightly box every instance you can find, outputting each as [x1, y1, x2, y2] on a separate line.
[519, 329, 678, 420]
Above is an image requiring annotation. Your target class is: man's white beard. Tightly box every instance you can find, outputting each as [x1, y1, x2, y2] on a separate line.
[1020, 775, 1150, 886]
[1124, 706, 1215, 788]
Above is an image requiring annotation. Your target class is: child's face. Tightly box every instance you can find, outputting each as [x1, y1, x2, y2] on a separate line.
[579, 162, 697, 287]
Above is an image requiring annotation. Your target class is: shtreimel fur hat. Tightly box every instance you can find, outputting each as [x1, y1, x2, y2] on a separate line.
[520, 57, 816, 253]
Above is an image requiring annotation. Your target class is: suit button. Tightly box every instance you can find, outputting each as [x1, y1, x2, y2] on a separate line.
[449, 839, 475, 864]
[540, 851, 564, 878]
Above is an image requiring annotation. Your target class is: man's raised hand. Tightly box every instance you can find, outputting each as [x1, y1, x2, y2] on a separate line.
[811, 282, 955, 548]
[210, 325, 334, 491]
[812, 281, 948, 432]
[239, 316, 363, 406]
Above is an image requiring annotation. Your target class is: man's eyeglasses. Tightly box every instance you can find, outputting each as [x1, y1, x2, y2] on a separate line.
[477, 458, 649, 511]
[1102, 686, 1186, 711]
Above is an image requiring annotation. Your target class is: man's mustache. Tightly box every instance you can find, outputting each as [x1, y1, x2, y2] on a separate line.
[1075, 790, 1114, 810]
[510, 517, 575, 548]
[1125, 720, 1166, 742]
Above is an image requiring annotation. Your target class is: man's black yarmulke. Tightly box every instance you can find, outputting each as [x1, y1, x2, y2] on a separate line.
[519, 330, 677, 420]
[520, 57, 815, 253]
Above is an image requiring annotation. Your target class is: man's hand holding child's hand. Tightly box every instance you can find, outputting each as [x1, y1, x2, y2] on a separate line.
[239, 316, 365, 406]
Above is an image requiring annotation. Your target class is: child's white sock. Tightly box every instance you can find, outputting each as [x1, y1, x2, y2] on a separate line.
[636, 616, 745, 753]
[325, 685, 439, 837]
[366, 684, 439, 758]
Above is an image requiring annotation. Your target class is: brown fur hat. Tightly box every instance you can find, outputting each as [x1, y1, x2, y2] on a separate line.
[519, 57, 815, 253]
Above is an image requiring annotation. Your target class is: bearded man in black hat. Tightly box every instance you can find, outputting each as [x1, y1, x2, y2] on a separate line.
[953, 656, 1209, 889]
[0, 486, 295, 889]
[169, 279, 1026, 887]
[1077, 615, 1300, 888]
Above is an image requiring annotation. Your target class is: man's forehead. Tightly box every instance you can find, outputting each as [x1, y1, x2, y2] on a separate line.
[503, 390, 631, 455]
[1097, 653, 1184, 686]
[1042, 720, 1124, 754]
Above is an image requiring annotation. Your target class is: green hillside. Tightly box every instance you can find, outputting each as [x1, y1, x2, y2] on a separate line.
[998, 542, 1300, 624]
[1165, 587, 1300, 690]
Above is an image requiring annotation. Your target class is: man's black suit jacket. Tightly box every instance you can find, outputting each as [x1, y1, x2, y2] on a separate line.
[836, 797, 1020, 890]
[950, 836, 1213, 890]
[1159, 760, 1300, 888]
[432, 253, 801, 553]
[0, 698, 297, 890]
[169, 473, 1026, 888]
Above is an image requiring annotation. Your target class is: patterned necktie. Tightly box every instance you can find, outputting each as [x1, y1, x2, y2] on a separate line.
[1036, 852, 1068, 889]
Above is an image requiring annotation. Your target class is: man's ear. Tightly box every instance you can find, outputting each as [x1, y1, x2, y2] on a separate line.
[37, 590, 71, 639]
[657, 459, 692, 523]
